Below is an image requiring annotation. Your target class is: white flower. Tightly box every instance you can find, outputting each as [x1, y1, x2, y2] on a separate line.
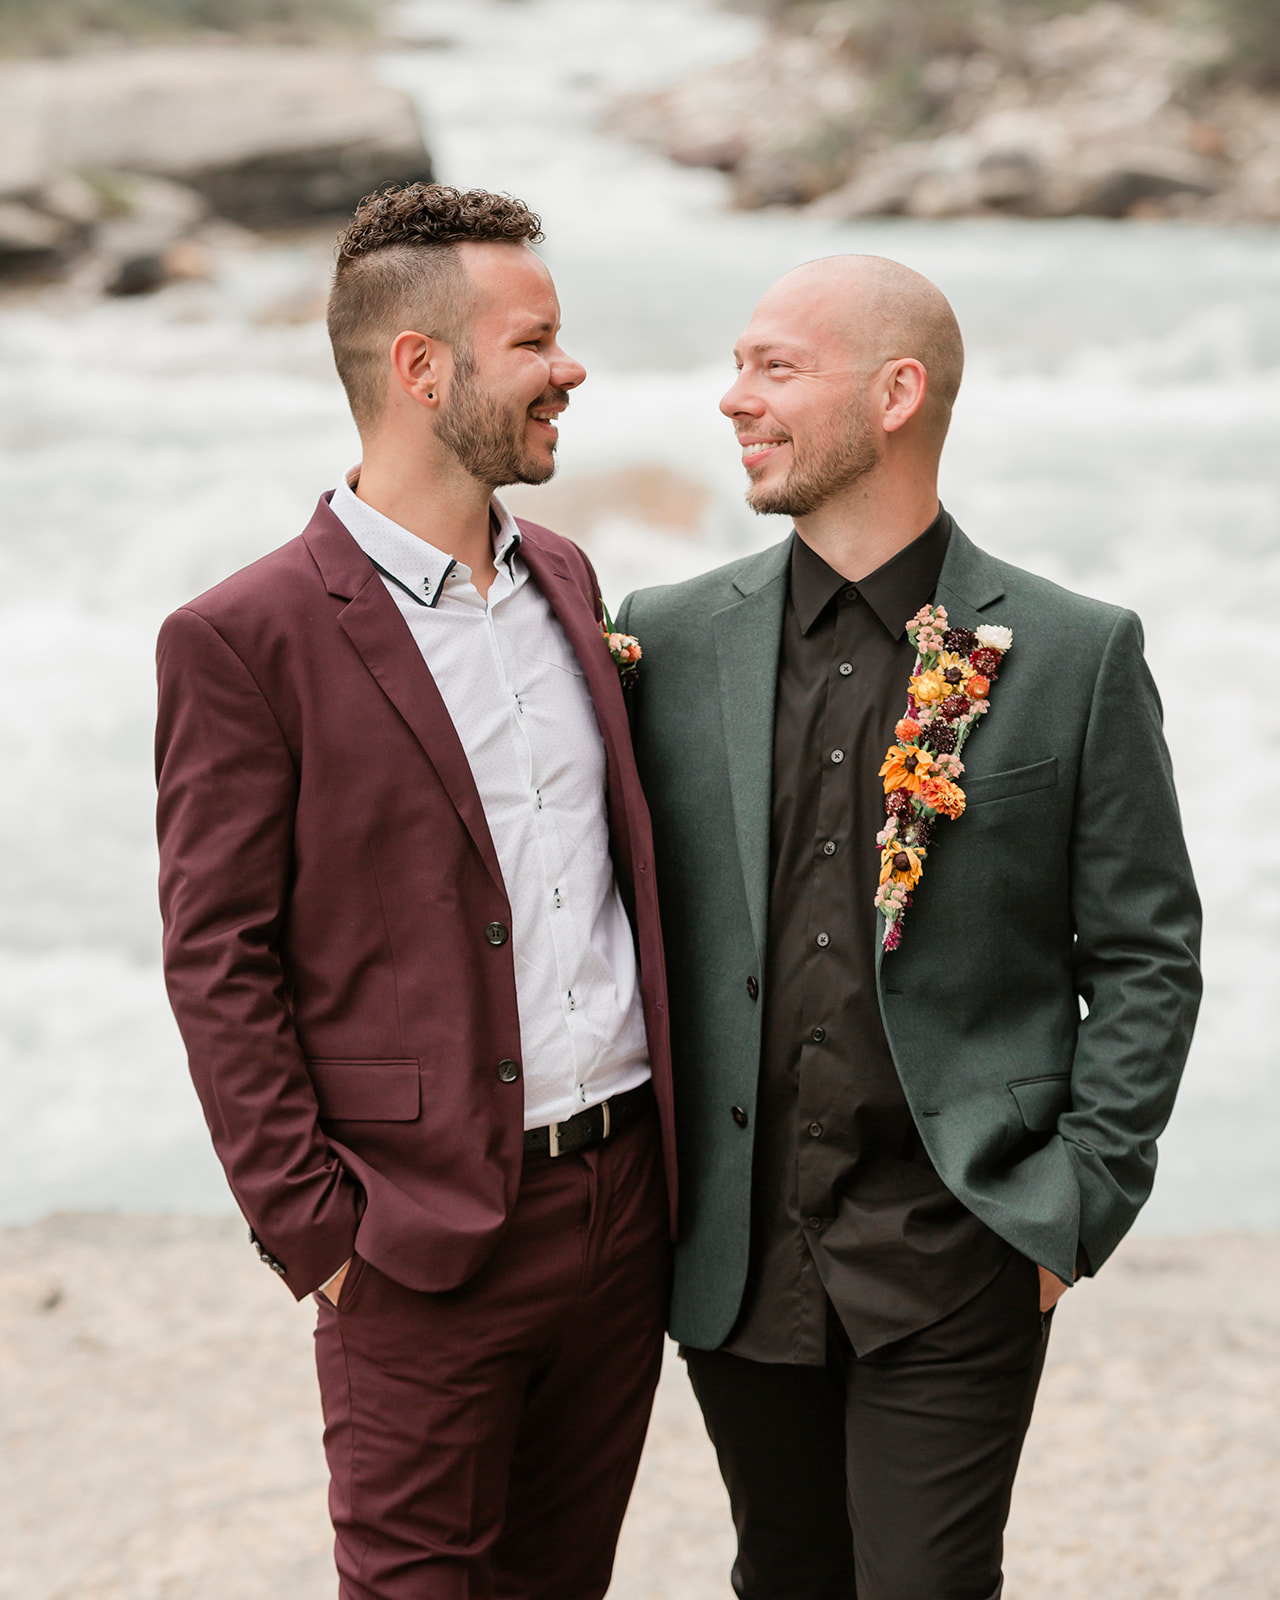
[975, 624, 1013, 653]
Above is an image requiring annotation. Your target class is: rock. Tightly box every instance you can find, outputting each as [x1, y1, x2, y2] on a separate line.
[1072, 150, 1220, 218]
[973, 150, 1044, 211]
[0, 46, 433, 227]
[0, 200, 74, 274]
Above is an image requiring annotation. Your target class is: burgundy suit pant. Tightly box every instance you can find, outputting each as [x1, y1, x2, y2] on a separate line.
[313, 1113, 669, 1599]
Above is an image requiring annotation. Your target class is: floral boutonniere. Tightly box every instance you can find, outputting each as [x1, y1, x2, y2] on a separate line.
[600, 601, 642, 687]
[875, 607, 1013, 951]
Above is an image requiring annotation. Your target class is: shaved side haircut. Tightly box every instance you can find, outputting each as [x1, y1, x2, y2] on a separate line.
[327, 183, 544, 433]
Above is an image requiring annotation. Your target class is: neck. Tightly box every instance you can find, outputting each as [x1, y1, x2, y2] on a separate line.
[354, 434, 500, 598]
[792, 464, 940, 583]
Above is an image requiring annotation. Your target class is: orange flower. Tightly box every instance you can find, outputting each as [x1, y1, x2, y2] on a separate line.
[879, 840, 924, 888]
[895, 717, 921, 743]
[910, 670, 947, 705]
[966, 673, 990, 699]
[879, 744, 936, 794]
[920, 775, 967, 820]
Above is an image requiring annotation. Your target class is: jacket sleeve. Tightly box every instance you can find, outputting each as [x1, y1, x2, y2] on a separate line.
[1060, 609, 1202, 1271]
[156, 606, 361, 1298]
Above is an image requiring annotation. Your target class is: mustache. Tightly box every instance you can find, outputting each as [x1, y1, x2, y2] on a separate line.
[531, 388, 572, 412]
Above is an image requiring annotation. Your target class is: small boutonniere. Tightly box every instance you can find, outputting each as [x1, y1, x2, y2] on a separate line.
[875, 609, 1012, 951]
[601, 601, 642, 687]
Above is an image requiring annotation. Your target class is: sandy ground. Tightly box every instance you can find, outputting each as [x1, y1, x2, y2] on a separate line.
[1, 1217, 1277, 1599]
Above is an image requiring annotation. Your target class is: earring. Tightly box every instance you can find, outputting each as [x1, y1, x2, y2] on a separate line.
[427, 391, 435, 400]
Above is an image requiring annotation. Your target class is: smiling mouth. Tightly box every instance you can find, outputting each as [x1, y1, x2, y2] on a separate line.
[740, 438, 788, 464]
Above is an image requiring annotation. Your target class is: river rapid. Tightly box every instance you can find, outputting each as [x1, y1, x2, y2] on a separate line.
[1, 0, 1277, 1231]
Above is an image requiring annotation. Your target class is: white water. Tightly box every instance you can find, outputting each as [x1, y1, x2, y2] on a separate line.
[2, 0, 1277, 1231]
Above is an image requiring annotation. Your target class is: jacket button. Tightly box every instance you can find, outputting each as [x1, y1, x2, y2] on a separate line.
[746, 976, 759, 1000]
[731, 1105, 749, 1128]
[810, 1026, 825, 1043]
[497, 1059, 520, 1083]
[485, 922, 509, 946]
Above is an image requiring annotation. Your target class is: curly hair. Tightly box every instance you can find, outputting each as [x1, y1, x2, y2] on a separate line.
[327, 184, 544, 432]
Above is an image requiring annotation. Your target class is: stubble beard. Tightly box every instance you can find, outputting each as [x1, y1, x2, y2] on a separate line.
[435, 349, 560, 489]
[746, 396, 882, 518]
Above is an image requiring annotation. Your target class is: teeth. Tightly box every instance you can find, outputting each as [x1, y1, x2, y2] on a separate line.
[742, 440, 784, 457]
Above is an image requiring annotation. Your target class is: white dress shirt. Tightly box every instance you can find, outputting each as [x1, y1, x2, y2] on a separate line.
[328, 478, 650, 1129]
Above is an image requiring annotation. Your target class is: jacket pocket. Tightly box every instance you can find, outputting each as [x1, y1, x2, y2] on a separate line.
[1007, 1073, 1071, 1132]
[307, 1059, 421, 1122]
[964, 756, 1058, 806]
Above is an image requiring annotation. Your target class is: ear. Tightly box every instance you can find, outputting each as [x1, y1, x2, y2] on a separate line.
[880, 358, 928, 435]
[389, 330, 443, 411]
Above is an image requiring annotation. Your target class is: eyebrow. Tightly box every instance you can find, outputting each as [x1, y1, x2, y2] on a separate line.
[735, 340, 807, 361]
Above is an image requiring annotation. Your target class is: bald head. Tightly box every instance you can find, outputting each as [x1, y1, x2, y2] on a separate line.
[759, 254, 964, 436]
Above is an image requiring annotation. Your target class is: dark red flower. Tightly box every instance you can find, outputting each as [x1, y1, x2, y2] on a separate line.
[941, 694, 970, 721]
[944, 628, 977, 654]
[970, 647, 1002, 679]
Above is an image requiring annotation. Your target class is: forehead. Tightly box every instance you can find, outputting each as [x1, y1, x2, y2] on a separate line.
[737, 277, 862, 360]
[460, 240, 559, 327]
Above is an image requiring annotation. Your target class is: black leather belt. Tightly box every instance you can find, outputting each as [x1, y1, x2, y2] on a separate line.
[523, 1080, 654, 1159]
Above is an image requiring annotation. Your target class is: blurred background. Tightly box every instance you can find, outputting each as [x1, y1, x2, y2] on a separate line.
[2, 0, 1278, 1237]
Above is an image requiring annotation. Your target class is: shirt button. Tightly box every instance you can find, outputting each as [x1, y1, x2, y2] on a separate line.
[843, 586, 857, 601]
[815, 932, 830, 948]
[838, 662, 853, 676]
[808, 1122, 823, 1138]
[496, 1059, 520, 1083]
[822, 841, 837, 856]
[811, 1026, 825, 1042]
[746, 976, 759, 1001]
[485, 922, 509, 946]
[830, 749, 845, 764]
[731, 1106, 749, 1128]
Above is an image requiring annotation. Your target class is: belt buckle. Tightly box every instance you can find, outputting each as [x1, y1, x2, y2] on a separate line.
[547, 1100, 610, 1158]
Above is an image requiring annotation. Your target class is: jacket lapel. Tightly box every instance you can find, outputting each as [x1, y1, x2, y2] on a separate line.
[933, 520, 1007, 630]
[712, 538, 791, 961]
[517, 529, 636, 890]
[302, 496, 506, 894]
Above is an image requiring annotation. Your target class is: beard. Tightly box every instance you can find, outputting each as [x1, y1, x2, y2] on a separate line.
[746, 395, 881, 517]
[435, 349, 563, 489]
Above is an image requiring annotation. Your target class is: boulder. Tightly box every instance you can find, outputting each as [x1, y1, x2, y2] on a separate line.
[0, 46, 432, 227]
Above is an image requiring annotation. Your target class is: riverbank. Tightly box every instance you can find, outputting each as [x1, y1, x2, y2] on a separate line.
[3, 1215, 1277, 1598]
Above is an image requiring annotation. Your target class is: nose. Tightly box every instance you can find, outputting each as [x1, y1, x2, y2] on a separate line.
[720, 369, 762, 420]
[551, 346, 586, 392]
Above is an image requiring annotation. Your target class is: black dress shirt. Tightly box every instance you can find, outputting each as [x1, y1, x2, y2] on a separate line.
[722, 509, 1011, 1362]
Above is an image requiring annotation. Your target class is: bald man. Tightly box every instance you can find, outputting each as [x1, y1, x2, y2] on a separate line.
[616, 256, 1200, 1599]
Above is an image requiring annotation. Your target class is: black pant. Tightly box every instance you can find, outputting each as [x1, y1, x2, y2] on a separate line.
[684, 1252, 1049, 1600]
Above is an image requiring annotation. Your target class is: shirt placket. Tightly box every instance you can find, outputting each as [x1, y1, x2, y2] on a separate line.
[484, 586, 588, 1118]
[797, 589, 861, 1228]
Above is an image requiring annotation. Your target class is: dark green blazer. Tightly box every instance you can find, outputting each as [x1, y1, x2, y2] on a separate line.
[618, 522, 1202, 1351]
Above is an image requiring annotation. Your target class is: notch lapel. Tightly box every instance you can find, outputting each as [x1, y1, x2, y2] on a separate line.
[302, 496, 506, 895]
[712, 540, 790, 961]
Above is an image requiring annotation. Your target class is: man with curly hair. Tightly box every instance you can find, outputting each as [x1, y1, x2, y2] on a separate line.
[155, 183, 675, 1599]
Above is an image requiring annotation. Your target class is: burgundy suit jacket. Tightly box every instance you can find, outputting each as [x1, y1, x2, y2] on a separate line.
[156, 494, 675, 1300]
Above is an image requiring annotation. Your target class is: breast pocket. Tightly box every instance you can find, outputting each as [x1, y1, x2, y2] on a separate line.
[307, 1059, 421, 1122]
[1007, 1073, 1072, 1133]
[964, 756, 1058, 807]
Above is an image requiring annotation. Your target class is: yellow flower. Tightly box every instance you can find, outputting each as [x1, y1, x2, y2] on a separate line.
[910, 670, 947, 705]
[879, 744, 936, 794]
[879, 839, 924, 888]
[935, 652, 974, 694]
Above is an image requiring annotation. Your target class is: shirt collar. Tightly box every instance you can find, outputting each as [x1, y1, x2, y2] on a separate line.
[330, 474, 523, 609]
[789, 505, 952, 639]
